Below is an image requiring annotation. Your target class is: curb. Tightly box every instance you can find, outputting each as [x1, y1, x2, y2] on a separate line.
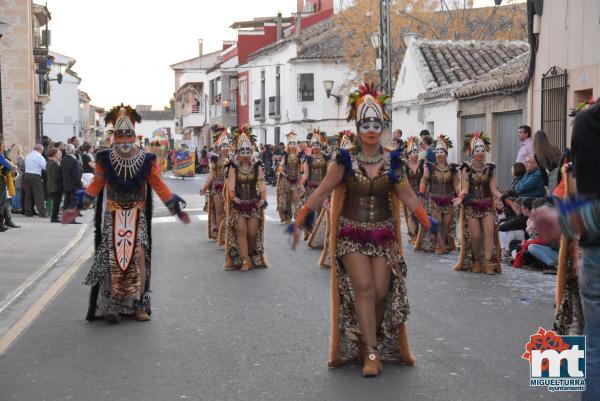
[0, 223, 90, 318]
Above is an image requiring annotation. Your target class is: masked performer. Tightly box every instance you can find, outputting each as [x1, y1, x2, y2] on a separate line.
[453, 132, 503, 275]
[402, 136, 423, 244]
[202, 128, 231, 243]
[83, 105, 189, 323]
[292, 84, 433, 377]
[223, 127, 268, 271]
[276, 132, 304, 224]
[415, 135, 458, 254]
[303, 129, 329, 246]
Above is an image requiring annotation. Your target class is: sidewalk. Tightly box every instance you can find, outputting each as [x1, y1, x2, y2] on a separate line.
[0, 210, 93, 316]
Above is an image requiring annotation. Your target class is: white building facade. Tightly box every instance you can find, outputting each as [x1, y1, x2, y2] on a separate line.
[42, 51, 80, 143]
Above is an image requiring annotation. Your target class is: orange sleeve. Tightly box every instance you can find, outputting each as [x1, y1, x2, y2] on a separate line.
[85, 162, 106, 198]
[147, 160, 173, 203]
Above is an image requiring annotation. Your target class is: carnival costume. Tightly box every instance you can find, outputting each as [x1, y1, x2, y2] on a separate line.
[203, 127, 231, 244]
[304, 129, 329, 247]
[223, 127, 268, 271]
[293, 84, 432, 377]
[402, 136, 424, 245]
[312, 131, 355, 266]
[415, 135, 458, 253]
[454, 132, 502, 275]
[83, 105, 189, 323]
[276, 132, 304, 223]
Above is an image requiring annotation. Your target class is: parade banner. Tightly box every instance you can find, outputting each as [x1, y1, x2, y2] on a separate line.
[173, 145, 196, 177]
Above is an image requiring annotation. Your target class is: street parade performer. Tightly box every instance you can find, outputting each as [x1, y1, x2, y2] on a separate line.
[291, 83, 434, 377]
[402, 136, 423, 245]
[415, 135, 458, 254]
[276, 131, 304, 224]
[223, 126, 268, 271]
[202, 127, 231, 243]
[79, 105, 190, 323]
[302, 129, 329, 246]
[311, 130, 356, 267]
[453, 132, 503, 275]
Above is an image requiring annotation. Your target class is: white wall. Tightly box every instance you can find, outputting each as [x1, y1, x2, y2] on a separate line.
[136, 119, 177, 141]
[43, 60, 80, 143]
[246, 42, 355, 145]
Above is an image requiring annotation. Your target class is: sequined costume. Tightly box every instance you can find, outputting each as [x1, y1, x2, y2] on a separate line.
[305, 151, 329, 249]
[224, 160, 267, 267]
[328, 147, 413, 366]
[276, 140, 304, 222]
[207, 152, 230, 242]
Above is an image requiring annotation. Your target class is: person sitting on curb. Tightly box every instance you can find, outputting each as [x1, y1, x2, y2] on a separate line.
[515, 155, 545, 198]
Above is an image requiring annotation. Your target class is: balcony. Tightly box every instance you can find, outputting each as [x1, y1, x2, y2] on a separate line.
[181, 108, 206, 129]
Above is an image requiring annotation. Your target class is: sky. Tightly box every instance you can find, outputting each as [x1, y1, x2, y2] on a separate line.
[45, 0, 512, 110]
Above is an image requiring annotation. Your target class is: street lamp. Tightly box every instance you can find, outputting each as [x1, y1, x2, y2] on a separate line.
[370, 32, 382, 71]
[322, 80, 341, 105]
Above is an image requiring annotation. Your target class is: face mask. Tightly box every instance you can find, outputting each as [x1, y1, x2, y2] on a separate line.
[114, 131, 135, 154]
[358, 121, 382, 135]
[473, 146, 485, 159]
[239, 149, 252, 158]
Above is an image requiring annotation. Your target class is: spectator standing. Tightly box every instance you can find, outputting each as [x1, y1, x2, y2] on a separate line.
[514, 155, 545, 198]
[532, 130, 563, 195]
[46, 148, 63, 223]
[420, 135, 436, 163]
[515, 125, 533, 163]
[79, 142, 95, 187]
[8, 144, 25, 213]
[23, 144, 47, 217]
[392, 129, 403, 150]
[61, 144, 82, 224]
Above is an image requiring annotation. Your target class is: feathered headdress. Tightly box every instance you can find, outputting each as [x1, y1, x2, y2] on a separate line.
[233, 125, 256, 150]
[463, 131, 491, 155]
[212, 126, 231, 147]
[434, 134, 453, 152]
[105, 104, 141, 133]
[285, 131, 298, 144]
[404, 136, 420, 154]
[347, 83, 390, 125]
[337, 130, 355, 149]
[308, 128, 326, 146]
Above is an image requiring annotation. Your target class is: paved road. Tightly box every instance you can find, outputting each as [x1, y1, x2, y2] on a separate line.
[0, 177, 577, 401]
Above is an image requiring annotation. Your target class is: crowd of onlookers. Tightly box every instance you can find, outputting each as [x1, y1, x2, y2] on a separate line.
[0, 134, 97, 229]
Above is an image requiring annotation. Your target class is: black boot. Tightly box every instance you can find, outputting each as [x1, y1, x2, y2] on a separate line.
[4, 207, 20, 228]
[0, 213, 8, 232]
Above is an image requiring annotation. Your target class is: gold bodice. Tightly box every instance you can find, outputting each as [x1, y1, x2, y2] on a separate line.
[341, 153, 398, 223]
[430, 163, 455, 197]
[308, 154, 328, 184]
[213, 155, 229, 184]
[406, 162, 422, 193]
[284, 153, 301, 178]
[468, 163, 493, 200]
[235, 163, 259, 201]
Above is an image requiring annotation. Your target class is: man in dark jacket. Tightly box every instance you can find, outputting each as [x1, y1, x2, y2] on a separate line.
[61, 144, 82, 224]
[46, 148, 63, 223]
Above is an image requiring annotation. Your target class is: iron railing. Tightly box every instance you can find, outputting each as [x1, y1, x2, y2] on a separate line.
[541, 66, 568, 150]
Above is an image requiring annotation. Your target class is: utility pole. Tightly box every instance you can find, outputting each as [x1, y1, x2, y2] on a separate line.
[379, 0, 393, 127]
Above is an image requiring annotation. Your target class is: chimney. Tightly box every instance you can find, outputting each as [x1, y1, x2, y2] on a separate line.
[403, 32, 419, 47]
[198, 39, 203, 56]
[276, 12, 283, 41]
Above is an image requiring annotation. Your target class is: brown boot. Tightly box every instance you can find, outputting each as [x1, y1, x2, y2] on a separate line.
[104, 308, 120, 324]
[483, 259, 495, 275]
[471, 259, 483, 273]
[223, 255, 237, 270]
[362, 347, 382, 377]
[241, 257, 254, 271]
[252, 254, 267, 268]
[135, 308, 151, 322]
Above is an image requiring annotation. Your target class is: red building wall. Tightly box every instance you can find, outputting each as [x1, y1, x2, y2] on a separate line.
[237, 71, 249, 128]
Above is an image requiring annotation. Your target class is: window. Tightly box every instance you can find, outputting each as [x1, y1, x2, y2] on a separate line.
[274, 127, 281, 145]
[260, 71, 266, 117]
[254, 99, 263, 120]
[239, 78, 248, 106]
[297, 73, 314, 101]
[268, 96, 276, 117]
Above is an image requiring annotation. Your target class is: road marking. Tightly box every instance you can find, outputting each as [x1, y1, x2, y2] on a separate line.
[0, 248, 93, 356]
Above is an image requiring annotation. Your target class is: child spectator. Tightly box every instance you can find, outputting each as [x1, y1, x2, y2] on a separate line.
[499, 197, 527, 257]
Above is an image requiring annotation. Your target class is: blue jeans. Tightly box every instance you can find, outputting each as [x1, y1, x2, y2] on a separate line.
[527, 244, 558, 267]
[11, 188, 22, 210]
[581, 247, 600, 400]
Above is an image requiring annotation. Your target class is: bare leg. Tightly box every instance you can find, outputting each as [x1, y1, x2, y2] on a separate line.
[235, 218, 249, 259]
[442, 212, 453, 250]
[371, 256, 391, 332]
[467, 217, 482, 272]
[432, 209, 444, 253]
[481, 215, 496, 260]
[342, 253, 377, 348]
[247, 217, 259, 255]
